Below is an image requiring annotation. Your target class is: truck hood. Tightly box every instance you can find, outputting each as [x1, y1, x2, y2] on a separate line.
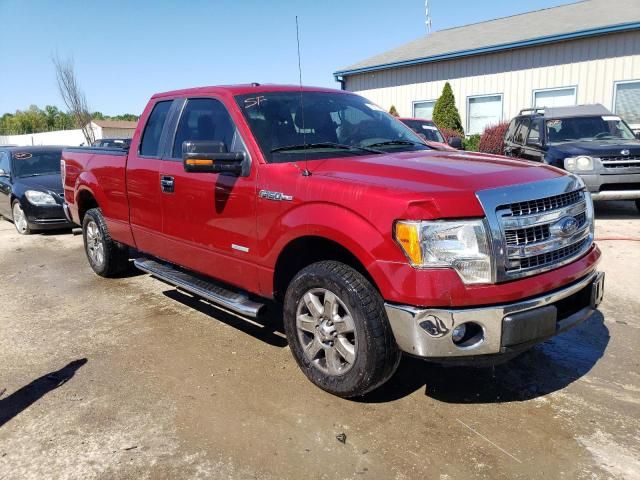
[309, 150, 564, 194]
[548, 139, 640, 157]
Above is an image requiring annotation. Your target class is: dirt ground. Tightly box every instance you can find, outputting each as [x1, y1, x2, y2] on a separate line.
[0, 201, 639, 480]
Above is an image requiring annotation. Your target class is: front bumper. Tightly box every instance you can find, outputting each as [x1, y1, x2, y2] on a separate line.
[579, 172, 640, 200]
[25, 202, 75, 230]
[385, 271, 604, 359]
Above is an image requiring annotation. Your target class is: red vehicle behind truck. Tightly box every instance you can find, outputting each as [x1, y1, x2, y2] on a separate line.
[62, 84, 605, 397]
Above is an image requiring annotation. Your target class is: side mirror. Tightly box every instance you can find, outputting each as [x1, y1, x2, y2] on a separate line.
[182, 141, 245, 175]
[635, 131, 640, 140]
[0, 169, 8, 178]
[448, 137, 463, 150]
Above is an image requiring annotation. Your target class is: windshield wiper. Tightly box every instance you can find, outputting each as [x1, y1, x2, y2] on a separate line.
[270, 142, 382, 154]
[365, 140, 423, 148]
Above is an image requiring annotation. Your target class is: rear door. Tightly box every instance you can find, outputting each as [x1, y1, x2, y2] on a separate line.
[159, 97, 259, 291]
[0, 150, 11, 216]
[126, 99, 174, 256]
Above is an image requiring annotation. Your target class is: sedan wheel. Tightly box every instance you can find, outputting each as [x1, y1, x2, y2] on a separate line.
[12, 201, 30, 235]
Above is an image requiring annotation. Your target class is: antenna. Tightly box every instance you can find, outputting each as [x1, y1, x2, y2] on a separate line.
[296, 15, 311, 176]
[425, 0, 432, 34]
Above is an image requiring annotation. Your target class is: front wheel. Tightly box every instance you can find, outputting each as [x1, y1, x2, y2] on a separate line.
[283, 261, 400, 398]
[82, 208, 129, 277]
[12, 201, 30, 235]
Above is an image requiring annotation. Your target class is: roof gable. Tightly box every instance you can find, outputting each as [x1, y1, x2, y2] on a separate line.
[336, 0, 640, 76]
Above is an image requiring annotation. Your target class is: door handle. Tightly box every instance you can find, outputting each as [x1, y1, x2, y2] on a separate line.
[160, 175, 174, 193]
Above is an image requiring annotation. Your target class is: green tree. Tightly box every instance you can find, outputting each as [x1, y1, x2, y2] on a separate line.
[389, 105, 399, 117]
[432, 82, 464, 135]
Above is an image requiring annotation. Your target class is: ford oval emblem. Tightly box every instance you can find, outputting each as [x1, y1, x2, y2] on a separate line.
[552, 216, 579, 237]
[621, 149, 630, 156]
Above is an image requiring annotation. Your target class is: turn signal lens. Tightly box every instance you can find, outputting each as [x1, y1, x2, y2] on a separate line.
[394, 221, 422, 265]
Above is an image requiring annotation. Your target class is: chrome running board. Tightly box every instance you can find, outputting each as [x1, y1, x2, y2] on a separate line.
[134, 257, 264, 318]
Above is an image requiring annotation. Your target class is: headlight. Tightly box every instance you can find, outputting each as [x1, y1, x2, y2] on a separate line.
[564, 156, 594, 171]
[25, 190, 57, 206]
[394, 219, 492, 284]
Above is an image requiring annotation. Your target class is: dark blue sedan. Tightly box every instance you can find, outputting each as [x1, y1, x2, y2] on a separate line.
[0, 146, 75, 235]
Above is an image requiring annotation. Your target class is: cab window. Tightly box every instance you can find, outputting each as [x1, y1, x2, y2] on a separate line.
[0, 151, 9, 173]
[172, 98, 247, 159]
[139, 100, 172, 157]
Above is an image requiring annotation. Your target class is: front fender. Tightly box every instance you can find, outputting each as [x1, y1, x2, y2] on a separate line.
[258, 201, 405, 298]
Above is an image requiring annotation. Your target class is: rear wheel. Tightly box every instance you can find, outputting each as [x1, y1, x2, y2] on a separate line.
[82, 208, 129, 277]
[283, 261, 400, 398]
[12, 201, 30, 235]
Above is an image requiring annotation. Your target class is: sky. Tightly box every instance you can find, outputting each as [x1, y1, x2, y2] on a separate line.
[0, 0, 576, 116]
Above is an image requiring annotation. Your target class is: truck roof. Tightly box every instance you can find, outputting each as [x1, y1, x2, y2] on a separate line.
[151, 84, 350, 100]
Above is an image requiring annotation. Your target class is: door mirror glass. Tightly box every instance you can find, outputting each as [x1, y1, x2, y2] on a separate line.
[635, 131, 640, 140]
[447, 137, 463, 149]
[182, 141, 245, 174]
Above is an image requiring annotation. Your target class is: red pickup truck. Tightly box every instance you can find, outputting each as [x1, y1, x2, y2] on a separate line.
[62, 84, 604, 397]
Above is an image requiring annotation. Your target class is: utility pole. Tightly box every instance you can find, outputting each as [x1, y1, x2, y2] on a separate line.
[425, 0, 432, 34]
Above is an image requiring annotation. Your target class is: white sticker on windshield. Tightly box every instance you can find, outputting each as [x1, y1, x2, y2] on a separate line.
[365, 103, 384, 112]
[422, 125, 438, 131]
[602, 116, 621, 122]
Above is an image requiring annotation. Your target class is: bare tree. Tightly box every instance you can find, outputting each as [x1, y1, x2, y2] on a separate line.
[52, 54, 95, 145]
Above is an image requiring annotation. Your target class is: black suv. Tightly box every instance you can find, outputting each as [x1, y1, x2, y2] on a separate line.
[504, 104, 640, 211]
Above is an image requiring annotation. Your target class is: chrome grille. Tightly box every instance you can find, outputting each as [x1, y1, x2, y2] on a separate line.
[513, 238, 589, 271]
[600, 156, 640, 169]
[508, 190, 583, 216]
[476, 177, 594, 283]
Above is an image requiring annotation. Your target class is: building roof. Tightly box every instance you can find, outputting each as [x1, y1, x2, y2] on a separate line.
[92, 119, 137, 129]
[335, 0, 640, 77]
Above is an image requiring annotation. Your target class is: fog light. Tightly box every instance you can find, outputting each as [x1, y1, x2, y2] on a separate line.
[452, 324, 466, 343]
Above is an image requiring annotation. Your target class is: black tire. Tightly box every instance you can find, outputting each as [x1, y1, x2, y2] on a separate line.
[283, 261, 400, 398]
[82, 208, 129, 277]
[636, 199, 640, 213]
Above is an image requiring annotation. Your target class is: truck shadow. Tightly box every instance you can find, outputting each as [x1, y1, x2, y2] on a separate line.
[361, 312, 609, 404]
[594, 200, 638, 220]
[162, 289, 288, 348]
[0, 358, 87, 428]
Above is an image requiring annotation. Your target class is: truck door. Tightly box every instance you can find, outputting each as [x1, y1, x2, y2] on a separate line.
[159, 97, 259, 291]
[126, 99, 173, 256]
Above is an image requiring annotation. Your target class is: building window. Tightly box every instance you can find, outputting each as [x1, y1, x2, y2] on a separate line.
[614, 80, 640, 126]
[413, 100, 436, 119]
[467, 94, 503, 135]
[533, 87, 577, 108]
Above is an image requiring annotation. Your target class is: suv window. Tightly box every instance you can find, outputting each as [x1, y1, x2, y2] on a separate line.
[513, 118, 530, 145]
[140, 100, 172, 157]
[527, 119, 542, 144]
[172, 98, 246, 159]
[505, 119, 518, 142]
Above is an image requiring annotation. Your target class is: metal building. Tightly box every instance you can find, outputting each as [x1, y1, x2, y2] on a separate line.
[334, 0, 640, 134]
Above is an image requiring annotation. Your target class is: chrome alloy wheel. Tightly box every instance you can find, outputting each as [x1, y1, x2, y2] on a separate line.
[296, 288, 357, 376]
[85, 220, 105, 267]
[12, 202, 28, 234]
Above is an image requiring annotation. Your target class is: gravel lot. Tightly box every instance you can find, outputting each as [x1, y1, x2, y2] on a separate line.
[0, 201, 639, 480]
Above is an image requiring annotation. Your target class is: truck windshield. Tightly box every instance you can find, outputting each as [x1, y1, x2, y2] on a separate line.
[546, 116, 636, 144]
[235, 92, 429, 163]
[11, 150, 62, 177]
